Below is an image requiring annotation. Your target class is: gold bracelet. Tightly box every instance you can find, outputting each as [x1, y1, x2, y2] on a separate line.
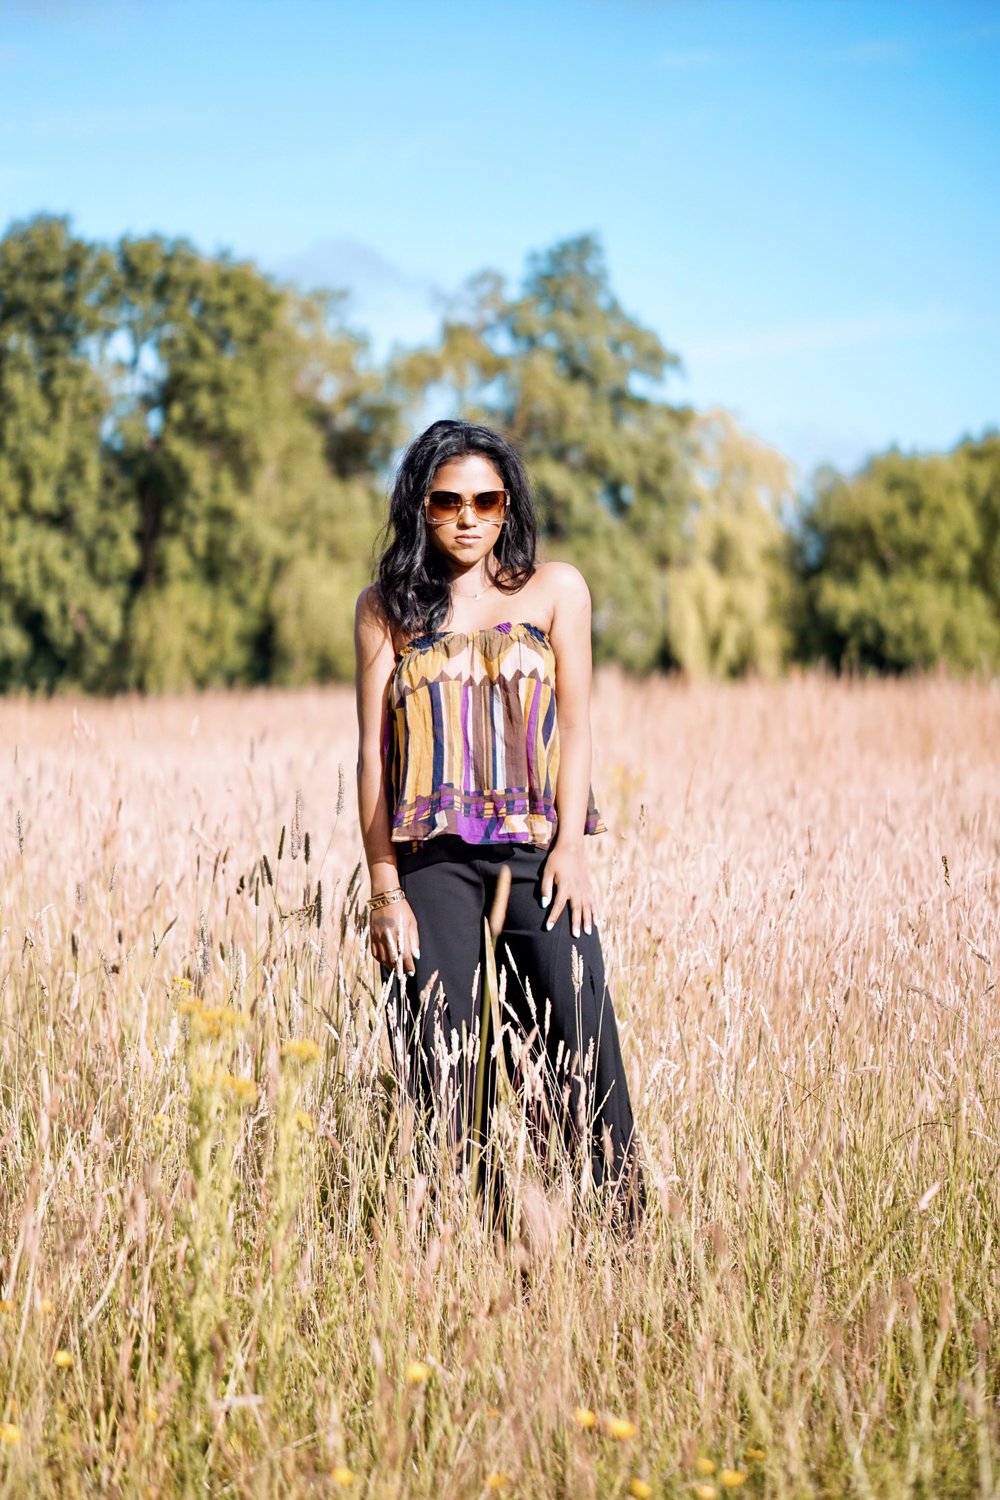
[367, 887, 404, 912]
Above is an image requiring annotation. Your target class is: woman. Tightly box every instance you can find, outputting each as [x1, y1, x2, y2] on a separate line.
[354, 418, 642, 1221]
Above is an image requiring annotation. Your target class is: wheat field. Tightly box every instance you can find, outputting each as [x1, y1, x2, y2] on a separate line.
[0, 673, 997, 1498]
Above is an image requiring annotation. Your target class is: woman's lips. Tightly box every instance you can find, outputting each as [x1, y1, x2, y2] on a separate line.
[455, 535, 482, 543]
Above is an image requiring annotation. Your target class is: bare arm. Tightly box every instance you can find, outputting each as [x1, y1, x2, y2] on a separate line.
[354, 587, 419, 972]
[542, 564, 598, 937]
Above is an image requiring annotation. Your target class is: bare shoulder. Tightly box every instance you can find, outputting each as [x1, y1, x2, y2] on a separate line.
[354, 585, 394, 661]
[355, 584, 391, 635]
[533, 560, 592, 625]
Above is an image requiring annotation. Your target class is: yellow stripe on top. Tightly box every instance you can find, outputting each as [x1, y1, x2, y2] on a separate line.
[385, 622, 606, 846]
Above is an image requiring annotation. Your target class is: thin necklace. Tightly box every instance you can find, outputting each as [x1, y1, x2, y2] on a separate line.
[452, 575, 492, 601]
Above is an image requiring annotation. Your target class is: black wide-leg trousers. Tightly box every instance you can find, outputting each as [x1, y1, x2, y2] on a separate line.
[381, 835, 643, 1216]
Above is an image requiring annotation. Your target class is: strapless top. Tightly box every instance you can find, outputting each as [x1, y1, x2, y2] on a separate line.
[384, 621, 605, 845]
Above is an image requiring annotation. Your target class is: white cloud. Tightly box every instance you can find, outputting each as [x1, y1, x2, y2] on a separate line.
[275, 237, 429, 297]
[0, 43, 37, 65]
[658, 47, 725, 69]
[825, 38, 913, 65]
[0, 0, 144, 22]
[271, 236, 444, 356]
[761, 419, 881, 483]
[656, 35, 938, 70]
[685, 305, 973, 365]
[0, 164, 33, 194]
[33, 104, 198, 139]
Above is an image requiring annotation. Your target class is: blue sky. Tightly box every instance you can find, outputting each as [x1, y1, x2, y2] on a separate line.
[2, 0, 997, 483]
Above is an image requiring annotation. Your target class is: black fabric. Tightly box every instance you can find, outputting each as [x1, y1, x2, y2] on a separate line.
[380, 835, 644, 1223]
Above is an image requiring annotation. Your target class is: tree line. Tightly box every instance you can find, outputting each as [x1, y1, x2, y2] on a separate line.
[1, 214, 997, 693]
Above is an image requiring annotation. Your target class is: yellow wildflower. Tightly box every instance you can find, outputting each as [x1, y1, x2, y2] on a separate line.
[720, 1471, 747, 1489]
[176, 996, 202, 1015]
[172, 976, 193, 990]
[221, 1073, 259, 1105]
[144, 1406, 159, 1424]
[605, 1416, 638, 1441]
[695, 1458, 717, 1476]
[281, 1038, 322, 1063]
[573, 1406, 598, 1429]
[694, 1487, 717, 1500]
[0, 1300, 12, 1317]
[744, 1446, 766, 1461]
[40, 1298, 53, 1313]
[484, 1474, 510, 1491]
[405, 1359, 430, 1386]
[629, 1480, 653, 1499]
[294, 1110, 316, 1133]
[0, 1423, 21, 1446]
[330, 1467, 355, 1488]
[192, 1005, 247, 1038]
[54, 1349, 73, 1369]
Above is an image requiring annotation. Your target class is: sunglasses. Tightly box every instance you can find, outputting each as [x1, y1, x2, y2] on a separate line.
[423, 490, 509, 526]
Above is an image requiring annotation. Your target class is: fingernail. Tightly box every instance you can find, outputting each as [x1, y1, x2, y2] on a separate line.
[572, 926, 580, 938]
[406, 968, 415, 977]
[545, 920, 553, 931]
[413, 948, 420, 959]
[540, 895, 550, 908]
[584, 923, 592, 935]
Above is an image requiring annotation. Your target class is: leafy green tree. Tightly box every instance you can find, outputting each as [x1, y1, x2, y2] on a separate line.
[110, 237, 396, 689]
[958, 431, 1000, 615]
[6, 213, 994, 692]
[0, 215, 138, 691]
[669, 408, 794, 676]
[795, 438, 1000, 672]
[391, 234, 694, 670]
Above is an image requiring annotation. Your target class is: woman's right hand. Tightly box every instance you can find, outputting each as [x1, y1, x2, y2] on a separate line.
[369, 898, 421, 976]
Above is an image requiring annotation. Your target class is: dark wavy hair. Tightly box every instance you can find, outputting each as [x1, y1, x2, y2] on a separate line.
[375, 419, 537, 636]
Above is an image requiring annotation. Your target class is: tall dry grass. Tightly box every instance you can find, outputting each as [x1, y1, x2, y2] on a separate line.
[0, 673, 998, 1498]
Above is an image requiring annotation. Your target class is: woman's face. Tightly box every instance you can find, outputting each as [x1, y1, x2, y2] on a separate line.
[423, 453, 507, 574]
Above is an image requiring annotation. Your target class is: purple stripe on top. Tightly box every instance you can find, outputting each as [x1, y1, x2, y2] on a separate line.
[386, 621, 606, 846]
[524, 676, 542, 797]
[461, 678, 472, 796]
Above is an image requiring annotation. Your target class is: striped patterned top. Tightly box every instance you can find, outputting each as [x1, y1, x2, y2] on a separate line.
[385, 621, 606, 846]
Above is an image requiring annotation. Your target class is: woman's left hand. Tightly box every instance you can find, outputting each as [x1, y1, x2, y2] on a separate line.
[540, 841, 595, 938]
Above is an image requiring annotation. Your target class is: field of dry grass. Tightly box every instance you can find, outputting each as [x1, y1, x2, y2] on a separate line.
[1, 673, 998, 1498]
